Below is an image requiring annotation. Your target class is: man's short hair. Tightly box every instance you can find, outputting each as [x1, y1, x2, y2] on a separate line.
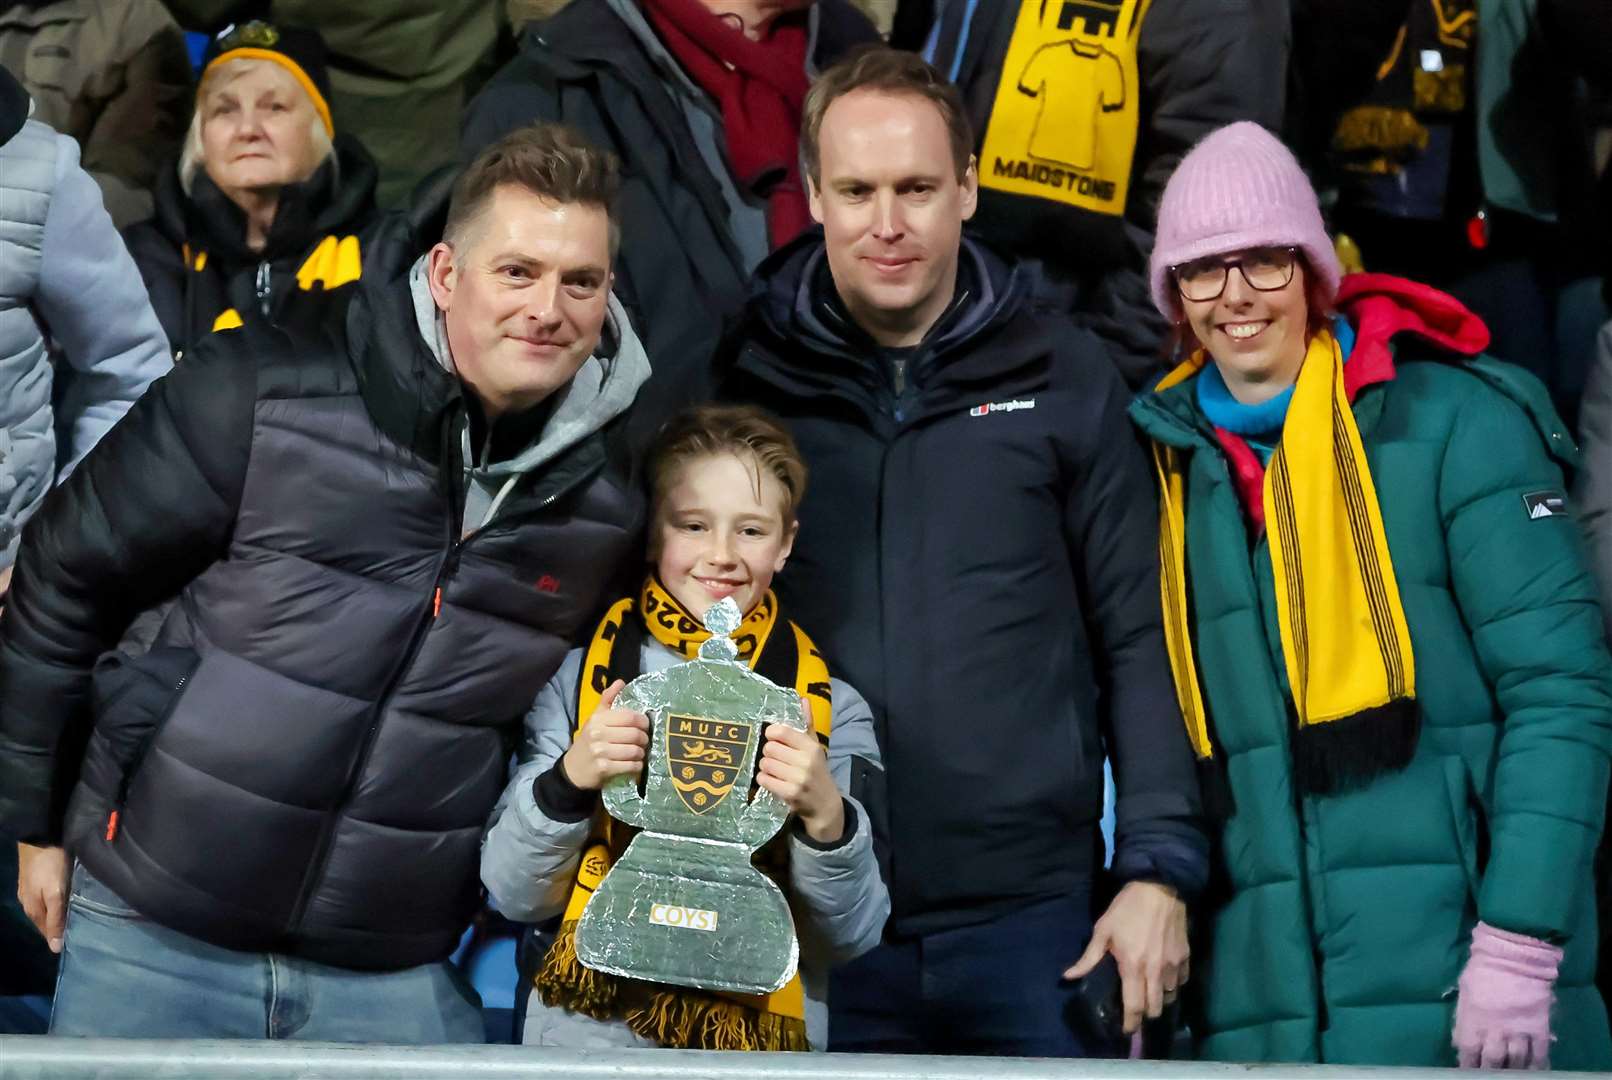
[800, 46, 974, 187]
[444, 122, 622, 258]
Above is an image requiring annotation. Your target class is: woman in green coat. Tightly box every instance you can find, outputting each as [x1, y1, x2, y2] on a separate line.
[1129, 121, 1612, 1070]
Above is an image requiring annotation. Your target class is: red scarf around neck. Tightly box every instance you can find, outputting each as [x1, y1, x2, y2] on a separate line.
[643, 0, 812, 249]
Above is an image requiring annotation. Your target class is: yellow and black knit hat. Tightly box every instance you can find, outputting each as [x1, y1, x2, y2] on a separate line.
[202, 20, 334, 135]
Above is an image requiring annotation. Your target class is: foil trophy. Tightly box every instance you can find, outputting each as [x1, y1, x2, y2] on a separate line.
[574, 596, 807, 994]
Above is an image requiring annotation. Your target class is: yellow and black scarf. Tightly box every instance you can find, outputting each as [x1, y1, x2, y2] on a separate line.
[1153, 330, 1419, 797]
[534, 576, 833, 1050]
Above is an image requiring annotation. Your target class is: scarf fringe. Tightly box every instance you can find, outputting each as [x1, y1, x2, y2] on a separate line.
[1291, 698, 1421, 796]
[1196, 754, 1237, 822]
[536, 920, 624, 1021]
[536, 920, 810, 1051]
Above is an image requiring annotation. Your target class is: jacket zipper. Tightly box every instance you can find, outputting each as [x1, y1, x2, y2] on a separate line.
[287, 410, 470, 932]
[285, 419, 611, 931]
[255, 261, 272, 317]
[106, 671, 193, 842]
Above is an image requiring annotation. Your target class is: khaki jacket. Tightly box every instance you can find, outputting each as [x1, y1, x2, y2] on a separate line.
[0, 0, 191, 228]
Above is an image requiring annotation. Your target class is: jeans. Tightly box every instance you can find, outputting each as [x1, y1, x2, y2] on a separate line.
[50, 866, 485, 1042]
[828, 889, 1113, 1056]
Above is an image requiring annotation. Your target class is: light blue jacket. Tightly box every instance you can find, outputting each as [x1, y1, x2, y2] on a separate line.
[0, 119, 170, 570]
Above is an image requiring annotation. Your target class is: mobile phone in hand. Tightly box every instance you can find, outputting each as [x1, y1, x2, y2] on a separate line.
[1063, 952, 1125, 1047]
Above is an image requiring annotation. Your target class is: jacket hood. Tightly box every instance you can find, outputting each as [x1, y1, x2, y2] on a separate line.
[0, 63, 27, 146]
[405, 255, 649, 481]
[734, 230, 1055, 420]
[350, 196, 648, 475]
[1334, 272, 1490, 381]
[1133, 273, 1571, 459]
[148, 133, 380, 265]
[746, 229, 1032, 367]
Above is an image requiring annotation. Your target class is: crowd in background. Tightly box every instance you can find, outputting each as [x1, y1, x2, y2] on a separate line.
[0, 0, 1611, 1070]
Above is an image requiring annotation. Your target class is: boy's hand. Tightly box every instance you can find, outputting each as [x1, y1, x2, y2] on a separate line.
[758, 723, 844, 843]
[561, 680, 649, 790]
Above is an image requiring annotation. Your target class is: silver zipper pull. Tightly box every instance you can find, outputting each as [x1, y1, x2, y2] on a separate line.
[256, 261, 271, 317]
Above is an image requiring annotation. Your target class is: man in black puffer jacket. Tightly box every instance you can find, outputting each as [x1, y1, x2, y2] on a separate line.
[0, 122, 649, 1041]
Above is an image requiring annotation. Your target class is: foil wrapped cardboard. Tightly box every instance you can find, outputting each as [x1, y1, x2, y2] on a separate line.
[575, 597, 806, 994]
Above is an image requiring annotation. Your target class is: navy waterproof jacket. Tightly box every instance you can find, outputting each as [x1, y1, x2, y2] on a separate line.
[723, 233, 1208, 935]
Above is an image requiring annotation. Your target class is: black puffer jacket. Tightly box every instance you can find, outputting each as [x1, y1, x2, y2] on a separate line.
[0, 210, 646, 971]
[123, 134, 383, 357]
[723, 233, 1207, 935]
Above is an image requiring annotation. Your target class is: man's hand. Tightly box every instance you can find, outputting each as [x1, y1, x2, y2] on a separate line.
[560, 680, 649, 790]
[17, 842, 70, 954]
[1065, 880, 1189, 1034]
[0, 562, 13, 615]
[759, 723, 844, 843]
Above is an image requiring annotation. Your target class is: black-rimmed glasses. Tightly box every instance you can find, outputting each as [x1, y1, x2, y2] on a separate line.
[1173, 247, 1298, 303]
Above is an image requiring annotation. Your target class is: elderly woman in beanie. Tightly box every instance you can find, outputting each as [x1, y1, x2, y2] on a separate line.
[1129, 121, 1612, 1070]
[123, 20, 381, 357]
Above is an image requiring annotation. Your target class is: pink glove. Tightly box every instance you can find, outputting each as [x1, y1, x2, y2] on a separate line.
[1452, 921, 1562, 1070]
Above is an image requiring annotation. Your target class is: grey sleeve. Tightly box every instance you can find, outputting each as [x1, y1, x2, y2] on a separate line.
[1575, 321, 1612, 644]
[34, 132, 172, 473]
[787, 676, 889, 967]
[480, 648, 595, 923]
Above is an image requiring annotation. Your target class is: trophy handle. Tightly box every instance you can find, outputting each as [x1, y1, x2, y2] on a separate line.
[736, 692, 809, 851]
[600, 685, 652, 827]
[601, 772, 649, 826]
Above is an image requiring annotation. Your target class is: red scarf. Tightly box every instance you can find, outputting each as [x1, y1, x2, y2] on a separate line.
[643, 0, 812, 249]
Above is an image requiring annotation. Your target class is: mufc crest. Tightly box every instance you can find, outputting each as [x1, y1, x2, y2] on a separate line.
[667, 714, 751, 815]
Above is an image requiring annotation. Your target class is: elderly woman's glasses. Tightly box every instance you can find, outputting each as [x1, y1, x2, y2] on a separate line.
[1173, 247, 1298, 303]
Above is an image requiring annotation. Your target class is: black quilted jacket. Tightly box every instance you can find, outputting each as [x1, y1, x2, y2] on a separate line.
[0, 217, 644, 970]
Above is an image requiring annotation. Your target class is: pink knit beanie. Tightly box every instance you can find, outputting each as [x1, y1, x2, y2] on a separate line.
[1148, 122, 1341, 318]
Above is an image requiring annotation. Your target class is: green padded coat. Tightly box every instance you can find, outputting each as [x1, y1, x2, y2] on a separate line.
[1129, 275, 1612, 1068]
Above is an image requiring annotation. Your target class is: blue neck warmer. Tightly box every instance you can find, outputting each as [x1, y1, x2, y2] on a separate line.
[1196, 317, 1356, 439]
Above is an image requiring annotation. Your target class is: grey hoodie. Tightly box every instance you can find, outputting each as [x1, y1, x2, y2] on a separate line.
[408, 255, 651, 530]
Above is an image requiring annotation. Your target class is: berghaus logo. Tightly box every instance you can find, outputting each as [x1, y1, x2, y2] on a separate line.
[969, 398, 1036, 417]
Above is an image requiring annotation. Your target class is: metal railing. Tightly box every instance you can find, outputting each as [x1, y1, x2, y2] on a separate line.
[0, 1038, 1508, 1080]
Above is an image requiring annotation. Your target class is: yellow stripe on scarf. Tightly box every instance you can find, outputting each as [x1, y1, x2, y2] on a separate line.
[295, 235, 363, 292]
[1152, 330, 1415, 762]
[543, 584, 831, 1047]
[1267, 330, 1415, 724]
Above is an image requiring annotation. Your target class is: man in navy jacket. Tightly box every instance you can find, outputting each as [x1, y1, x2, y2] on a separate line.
[723, 47, 1208, 1056]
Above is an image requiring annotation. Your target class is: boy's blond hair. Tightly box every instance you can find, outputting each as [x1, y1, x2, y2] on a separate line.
[649, 405, 808, 532]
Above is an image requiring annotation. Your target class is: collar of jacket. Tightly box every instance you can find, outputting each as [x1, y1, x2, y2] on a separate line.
[734, 229, 1048, 417]
[349, 205, 652, 488]
[0, 63, 25, 146]
[522, 0, 870, 77]
[1131, 271, 1570, 462]
[151, 134, 379, 269]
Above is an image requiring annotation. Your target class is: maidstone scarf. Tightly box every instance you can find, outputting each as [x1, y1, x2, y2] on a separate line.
[534, 576, 833, 1050]
[976, 0, 1151, 217]
[1152, 329, 1419, 796]
[643, 0, 812, 249]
